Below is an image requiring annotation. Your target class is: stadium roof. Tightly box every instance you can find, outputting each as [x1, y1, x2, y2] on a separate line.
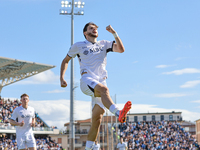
[0, 56, 55, 93]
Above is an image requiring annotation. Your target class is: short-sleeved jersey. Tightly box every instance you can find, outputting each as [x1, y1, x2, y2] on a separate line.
[67, 40, 114, 79]
[117, 142, 127, 150]
[93, 143, 100, 150]
[10, 105, 35, 137]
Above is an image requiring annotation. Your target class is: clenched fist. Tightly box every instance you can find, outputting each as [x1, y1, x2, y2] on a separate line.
[20, 121, 25, 127]
[106, 25, 116, 34]
[60, 79, 67, 87]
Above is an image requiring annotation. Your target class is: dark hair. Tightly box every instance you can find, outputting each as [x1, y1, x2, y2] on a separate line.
[83, 22, 98, 39]
[20, 93, 29, 99]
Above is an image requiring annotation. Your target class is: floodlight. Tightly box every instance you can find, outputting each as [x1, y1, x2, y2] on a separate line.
[59, 1, 85, 149]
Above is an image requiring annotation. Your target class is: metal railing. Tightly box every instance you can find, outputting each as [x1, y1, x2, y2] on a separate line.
[64, 130, 88, 134]
[0, 125, 53, 131]
[32, 127, 53, 131]
[0, 125, 15, 130]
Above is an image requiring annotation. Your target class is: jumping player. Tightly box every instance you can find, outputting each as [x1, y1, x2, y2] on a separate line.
[60, 22, 132, 150]
[9, 93, 36, 150]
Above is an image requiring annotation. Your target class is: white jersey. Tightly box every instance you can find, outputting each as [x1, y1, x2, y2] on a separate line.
[117, 142, 127, 150]
[67, 40, 114, 79]
[10, 105, 35, 137]
[93, 143, 100, 150]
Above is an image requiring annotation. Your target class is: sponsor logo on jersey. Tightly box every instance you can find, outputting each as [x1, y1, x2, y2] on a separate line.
[21, 114, 32, 118]
[83, 46, 104, 55]
[20, 112, 32, 118]
[83, 50, 89, 55]
[89, 47, 103, 53]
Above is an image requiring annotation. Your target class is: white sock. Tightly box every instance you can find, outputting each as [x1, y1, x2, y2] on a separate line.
[109, 104, 119, 116]
[85, 141, 94, 150]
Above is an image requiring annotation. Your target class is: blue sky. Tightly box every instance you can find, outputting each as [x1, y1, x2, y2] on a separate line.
[1, 0, 200, 129]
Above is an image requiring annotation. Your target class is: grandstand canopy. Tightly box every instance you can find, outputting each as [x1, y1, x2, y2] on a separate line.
[0, 56, 55, 94]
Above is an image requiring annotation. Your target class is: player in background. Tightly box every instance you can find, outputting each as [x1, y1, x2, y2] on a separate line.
[117, 137, 128, 150]
[92, 141, 101, 150]
[60, 22, 132, 150]
[9, 93, 36, 150]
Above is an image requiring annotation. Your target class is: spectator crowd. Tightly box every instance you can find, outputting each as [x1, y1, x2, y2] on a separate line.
[1, 96, 200, 149]
[118, 121, 199, 150]
[0, 135, 63, 150]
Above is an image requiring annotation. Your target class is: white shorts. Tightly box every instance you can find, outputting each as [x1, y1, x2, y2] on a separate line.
[80, 73, 107, 110]
[17, 133, 36, 149]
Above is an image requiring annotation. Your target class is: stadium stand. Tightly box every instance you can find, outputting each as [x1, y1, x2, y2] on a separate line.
[117, 121, 199, 149]
[63, 115, 199, 150]
[0, 97, 61, 150]
[0, 57, 58, 149]
[1, 93, 199, 149]
[0, 134, 63, 150]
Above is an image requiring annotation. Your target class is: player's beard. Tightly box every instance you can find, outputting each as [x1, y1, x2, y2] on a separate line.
[88, 32, 98, 38]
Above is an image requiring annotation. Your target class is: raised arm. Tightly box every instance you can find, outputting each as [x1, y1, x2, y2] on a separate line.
[60, 55, 72, 87]
[106, 25, 125, 53]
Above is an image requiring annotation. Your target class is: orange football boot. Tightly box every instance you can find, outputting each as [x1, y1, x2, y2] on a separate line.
[118, 101, 132, 123]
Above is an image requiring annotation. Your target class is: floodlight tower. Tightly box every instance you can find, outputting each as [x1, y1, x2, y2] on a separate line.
[60, 1, 84, 150]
